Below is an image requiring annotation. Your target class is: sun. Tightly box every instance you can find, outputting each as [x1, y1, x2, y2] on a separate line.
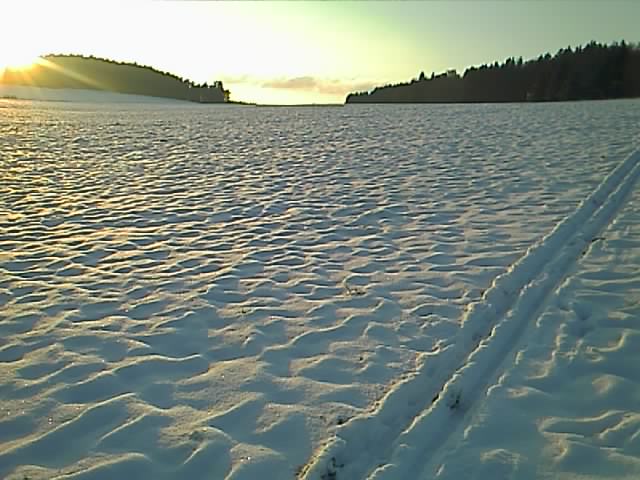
[0, 49, 43, 71]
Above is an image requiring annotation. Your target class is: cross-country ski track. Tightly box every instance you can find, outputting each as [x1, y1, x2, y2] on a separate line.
[300, 148, 640, 480]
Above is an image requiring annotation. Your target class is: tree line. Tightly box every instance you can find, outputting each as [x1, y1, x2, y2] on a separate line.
[0, 54, 230, 103]
[346, 41, 640, 103]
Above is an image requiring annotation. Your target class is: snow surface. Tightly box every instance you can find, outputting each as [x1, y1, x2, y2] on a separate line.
[0, 85, 192, 104]
[428, 162, 640, 480]
[0, 98, 639, 479]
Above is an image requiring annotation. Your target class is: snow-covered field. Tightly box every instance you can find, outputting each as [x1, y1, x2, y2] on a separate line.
[0, 98, 639, 479]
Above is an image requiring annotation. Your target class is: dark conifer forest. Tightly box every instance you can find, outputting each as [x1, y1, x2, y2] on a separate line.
[0, 54, 230, 103]
[346, 42, 640, 103]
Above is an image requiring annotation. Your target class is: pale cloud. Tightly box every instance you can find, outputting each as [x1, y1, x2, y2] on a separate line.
[218, 74, 380, 103]
[262, 76, 317, 90]
[262, 76, 377, 95]
[221, 74, 378, 96]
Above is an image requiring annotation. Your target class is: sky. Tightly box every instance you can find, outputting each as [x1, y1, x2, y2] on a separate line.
[0, 0, 638, 104]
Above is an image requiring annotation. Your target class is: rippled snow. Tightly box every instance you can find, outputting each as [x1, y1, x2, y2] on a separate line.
[0, 98, 639, 479]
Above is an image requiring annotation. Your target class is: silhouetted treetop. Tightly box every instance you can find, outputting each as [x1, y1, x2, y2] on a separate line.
[0, 54, 230, 103]
[346, 41, 640, 104]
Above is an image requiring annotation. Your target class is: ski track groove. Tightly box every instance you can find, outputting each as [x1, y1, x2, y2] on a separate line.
[300, 149, 640, 480]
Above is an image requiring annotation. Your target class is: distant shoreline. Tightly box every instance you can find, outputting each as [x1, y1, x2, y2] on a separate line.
[0, 87, 348, 107]
[4, 87, 635, 108]
[341, 97, 638, 105]
[255, 103, 343, 108]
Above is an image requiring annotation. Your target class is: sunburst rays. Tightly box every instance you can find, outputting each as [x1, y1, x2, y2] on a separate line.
[1, 56, 109, 92]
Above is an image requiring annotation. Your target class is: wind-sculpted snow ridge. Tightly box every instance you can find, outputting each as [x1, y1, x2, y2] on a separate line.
[0, 99, 639, 479]
[300, 149, 640, 480]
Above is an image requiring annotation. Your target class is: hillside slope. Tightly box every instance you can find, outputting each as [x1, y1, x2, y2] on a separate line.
[0, 55, 229, 103]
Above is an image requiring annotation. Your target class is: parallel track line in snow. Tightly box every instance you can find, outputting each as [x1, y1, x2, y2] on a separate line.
[299, 149, 640, 480]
